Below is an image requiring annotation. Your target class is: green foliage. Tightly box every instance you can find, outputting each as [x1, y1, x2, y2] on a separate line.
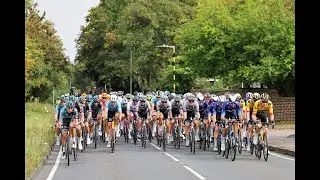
[75, 0, 197, 92]
[175, 0, 295, 96]
[25, 0, 71, 101]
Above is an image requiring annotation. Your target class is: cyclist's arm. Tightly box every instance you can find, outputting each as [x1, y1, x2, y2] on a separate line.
[117, 101, 122, 120]
[195, 101, 200, 120]
[58, 108, 65, 125]
[221, 102, 226, 120]
[268, 100, 274, 121]
[147, 101, 152, 119]
[182, 103, 187, 120]
[87, 102, 92, 120]
[246, 100, 251, 121]
[126, 101, 131, 116]
[105, 101, 109, 119]
[236, 102, 243, 120]
[54, 104, 60, 121]
[211, 103, 217, 122]
[251, 100, 259, 121]
[168, 102, 172, 120]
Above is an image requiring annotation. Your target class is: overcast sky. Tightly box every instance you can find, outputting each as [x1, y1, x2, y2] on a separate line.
[36, 0, 100, 64]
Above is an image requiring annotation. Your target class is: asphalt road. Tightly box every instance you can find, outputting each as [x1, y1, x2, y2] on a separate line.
[32, 136, 295, 180]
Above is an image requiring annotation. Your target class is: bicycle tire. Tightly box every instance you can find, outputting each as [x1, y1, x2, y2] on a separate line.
[73, 147, 77, 161]
[148, 125, 152, 143]
[111, 129, 115, 153]
[225, 139, 230, 159]
[125, 125, 129, 143]
[163, 126, 166, 151]
[203, 127, 207, 151]
[207, 127, 210, 149]
[192, 129, 196, 154]
[82, 128, 86, 152]
[67, 137, 70, 166]
[263, 133, 269, 161]
[250, 138, 254, 155]
[177, 126, 180, 149]
[238, 128, 242, 154]
[231, 136, 236, 161]
[133, 122, 137, 145]
[173, 126, 177, 148]
[143, 125, 146, 148]
[217, 138, 221, 155]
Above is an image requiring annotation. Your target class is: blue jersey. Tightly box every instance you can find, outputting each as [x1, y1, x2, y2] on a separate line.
[55, 103, 65, 114]
[221, 101, 242, 118]
[152, 96, 158, 105]
[59, 107, 79, 124]
[208, 102, 224, 116]
[89, 101, 102, 117]
[106, 100, 122, 113]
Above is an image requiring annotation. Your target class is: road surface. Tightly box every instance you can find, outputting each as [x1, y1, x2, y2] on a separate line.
[32, 137, 295, 180]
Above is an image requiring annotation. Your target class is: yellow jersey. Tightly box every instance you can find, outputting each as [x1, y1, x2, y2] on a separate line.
[246, 99, 255, 113]
[239, 100, 246, 112]
[252, 99, 274, 115]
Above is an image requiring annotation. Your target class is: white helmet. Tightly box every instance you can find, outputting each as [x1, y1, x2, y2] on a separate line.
[110, 94, 117, 102]
[171, 93, 176, 97]
[197, 93, 204, 101]
[212, 96, 219, 102]
[219, 95, 226, 102]
[229, 93, 237, 102]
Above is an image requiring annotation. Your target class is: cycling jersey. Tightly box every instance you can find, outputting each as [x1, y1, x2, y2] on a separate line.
[170, 99, 182, 117]
[89, 101, 102, 118]
[209, 101, 224, 120]
[137, 101, 151, 119]
[252, 99, 273, 115]
[59, 107, 79, 126]
[221, 101, 242, 119]
[156, 101, 172, 119]
[55, 103, 65, 116]
[182, 101, 199, 120]
[198, 100, 208, 120]
[106, 100, 122, 112]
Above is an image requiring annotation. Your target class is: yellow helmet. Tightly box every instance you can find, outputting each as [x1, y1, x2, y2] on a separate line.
[235, 93, 241, 100]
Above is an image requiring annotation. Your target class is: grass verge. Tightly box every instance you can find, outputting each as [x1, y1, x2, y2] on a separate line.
[26, 102, 55, 179]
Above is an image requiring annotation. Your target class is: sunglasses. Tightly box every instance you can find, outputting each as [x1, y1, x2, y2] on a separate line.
[141, 100, 145, 102]
[162, 101, 167, 103]
[102, 97, 107, 99]
[189, 100, 194, 102]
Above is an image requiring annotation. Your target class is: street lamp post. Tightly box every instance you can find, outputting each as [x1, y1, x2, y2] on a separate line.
[156, 44, 176, 93]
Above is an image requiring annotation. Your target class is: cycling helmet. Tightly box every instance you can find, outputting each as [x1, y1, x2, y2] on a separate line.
[161, 95, 169, 102]
[110, 94, 117, 102]
[174, 96, 181, 102]
[253, 93, 260, 100]
[133, 96, 139, 102]
[86, 94, 93, 102]
[235, 93, 241, 101]
[168, 94, 174, 101]
[219, 95, 226, 103]
[246, 92, 253, 100]
[69, 95, 75, 102]
[212, 96, 219, 102]
[187, 94, 195, 101]
[204, 93, 210, 99]
[122, 97, 128, 104]
[146, 94, 152, 101]
[133, 91, 138, 96]
[225, 92, 231, 100]
[197, 93, 204, 101]
[171, 93, 176, 97]
[118, 91, 124, 96]
[261, 93, 269, 100]
[125, 93, 132, 99]
[102, 93, 108, 98]
[140, 95, 147, 102]
[164, 91, 170, 95]
[229, 93, 237, 102]
[66, 101, 74, 108]
[93, 95, 99, 102]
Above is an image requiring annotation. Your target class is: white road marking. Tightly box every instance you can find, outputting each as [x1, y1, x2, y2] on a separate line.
[269, 152, 295, 161]
[183, 166, 206, 180]
[150, 143, 180, 161]
[46, 147, 62, 180]
[150, 143, 162, 151]
[164, 152, 180, 162]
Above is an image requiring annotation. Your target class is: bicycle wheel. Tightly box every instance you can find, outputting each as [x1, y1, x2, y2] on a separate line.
[217, 137, 221, 155]
[162, 125, 166, 151]
[256, 134, 262, 159]
[192, 129, 196, 154]
[225, 138, 230, 159]
[148, 125, 152, 143]
[73, 146, 77, 161]
[125, 124, 129, 143]
[111, 129, 115, 153]
[143, 125, 147, 148]
[203, 127, 207, 151]
[238, 127, 242, 154]
[230, 136, 237, 161]
[173, 126, 177, 148]
[263, 133, 269, 161]
[133, 122, 137, 145]
[94, 124, 97, 149]
[177, 126, 181, 149]
[82, 128, 86, 152]
[66, 137, 70, 166]
[207, 127, 210, 149]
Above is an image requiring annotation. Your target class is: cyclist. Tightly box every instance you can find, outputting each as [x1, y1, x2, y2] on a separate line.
[127, 96, 139, 140]
[170, 95, 184, 139]
[196, 93, 209, 142]
[74, 96, 84, 149]
[54, 95, 66, 145]
[220, 93, 243, 152]
[209, 95, 225, 151]
[136, 95, 152, 139]
[156, 95, 173, 144]
[245, 92, 259, 151]
[80, 96, 91, 144]
[251, 93, 274, 146]
[236, 93, 246, 120]
[183, 94, 200, 147]
[105, 94, 122, 148]
[87, 96, 102, 144]
[59, 101, 80, 159]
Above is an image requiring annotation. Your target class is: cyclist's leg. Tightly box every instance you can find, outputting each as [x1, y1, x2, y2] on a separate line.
[106, 113, 114, 147]
[97, 113, 103, 136]
[76, 120, 83, 150]
[60, 124, 69, 159]
[185, 114, 191, 146]
[114, 112, 120, 137]
[55, 120, 61, 145]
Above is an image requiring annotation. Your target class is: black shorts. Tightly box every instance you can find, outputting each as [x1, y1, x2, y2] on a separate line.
[199, 111, 207, 120]
[185, 111, 195, 123]
[225, 110, 238, 120]
[107, 110, 117, 122]
[138, 111, 148, 120]
[256, 111, 268, 123]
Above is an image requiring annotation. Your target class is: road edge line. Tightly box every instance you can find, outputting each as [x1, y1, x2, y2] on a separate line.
[183, 166, 206, 180]
[46, 146, 62, 180]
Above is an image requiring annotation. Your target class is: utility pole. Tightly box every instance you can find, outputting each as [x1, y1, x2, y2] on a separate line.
[130, 50, 133, 94]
